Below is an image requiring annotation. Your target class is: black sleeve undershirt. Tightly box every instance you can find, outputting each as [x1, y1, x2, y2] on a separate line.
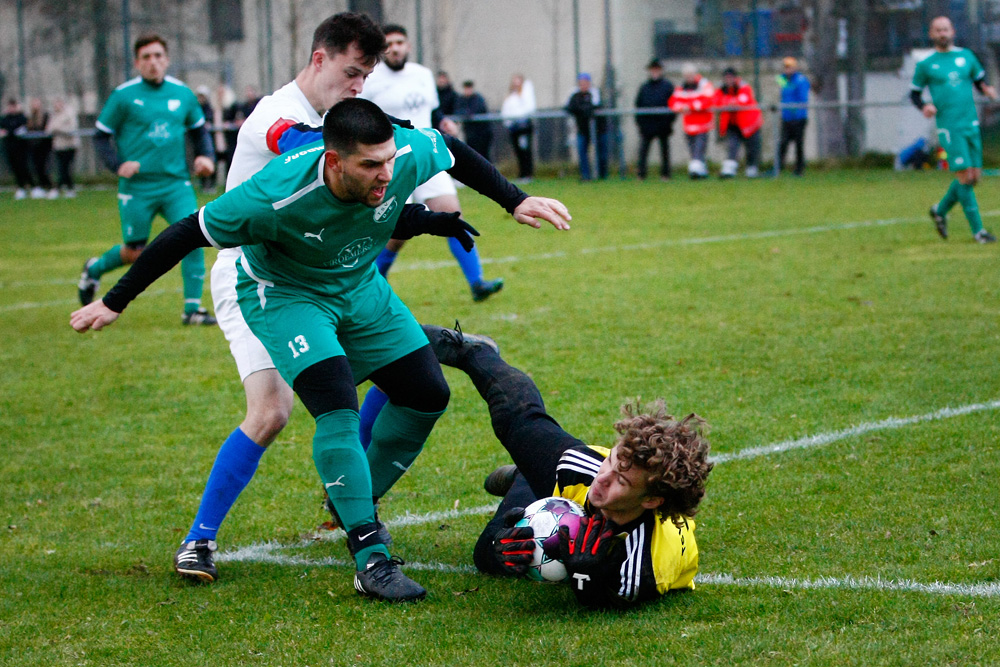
[187, 123, 215, 160]
[442, 134, 528, 214]
[909, 89, 926, 111]
[93, 129, 121, 172]
[102, 213, 212, 313]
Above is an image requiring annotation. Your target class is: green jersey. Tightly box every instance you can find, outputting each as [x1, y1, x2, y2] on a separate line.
[200, 125, 454, 296]
[96, 76, 205, 180]
[911, 47, 986, 129]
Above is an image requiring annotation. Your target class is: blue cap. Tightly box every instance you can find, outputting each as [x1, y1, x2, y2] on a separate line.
[577, 72, 592, 82]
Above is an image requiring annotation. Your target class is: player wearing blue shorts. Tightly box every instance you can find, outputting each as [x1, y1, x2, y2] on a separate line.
[912, 16, 998, 243]
[72, 99, 496, 602]
[80, 34, 217, 323]
[423, 323, 714, 608]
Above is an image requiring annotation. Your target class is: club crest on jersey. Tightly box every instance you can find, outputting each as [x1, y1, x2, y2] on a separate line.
[955, 57, 966, 67]
[147, 120, 172, 146]
[373, 195, 398, 223]
[168, 99, 181, 112]
[334, 237, 374, 268]
[404, 92, 426, 112]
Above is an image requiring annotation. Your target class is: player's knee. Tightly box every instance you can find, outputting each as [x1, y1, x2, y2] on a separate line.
[243, 401, 292, 445]
[121, 243, 145, 264]
[419, 374, 450, 413]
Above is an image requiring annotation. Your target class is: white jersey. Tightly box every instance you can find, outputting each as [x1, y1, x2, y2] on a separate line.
[225, 80, 322, 190]
[214, 79, 321, 382]
[360, 61, 438, 129]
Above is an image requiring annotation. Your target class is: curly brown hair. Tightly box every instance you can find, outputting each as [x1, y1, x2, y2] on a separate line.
[613, 399, 713, 526]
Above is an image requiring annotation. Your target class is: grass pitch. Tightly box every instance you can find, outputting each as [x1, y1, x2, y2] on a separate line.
[2, 170, 999, 666]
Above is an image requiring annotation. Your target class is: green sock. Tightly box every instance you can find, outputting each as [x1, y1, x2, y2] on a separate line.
[90, 245, 125, 278]
[937, 179, 961, 215]
[312, 410, 386, 569]
[180, 247, 206, 314]
[367, 403, 445, 499]
[956, 183, 984, 235]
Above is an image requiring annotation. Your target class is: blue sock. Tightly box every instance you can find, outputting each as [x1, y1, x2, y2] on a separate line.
[448, 236, 484, 286]
[359, 385, 390, 450]
[185, 428, 266, 542]
[375, 248, 398, 277]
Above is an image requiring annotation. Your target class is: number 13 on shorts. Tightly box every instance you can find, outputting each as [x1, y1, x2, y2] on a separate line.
[288, 334, 310, 359]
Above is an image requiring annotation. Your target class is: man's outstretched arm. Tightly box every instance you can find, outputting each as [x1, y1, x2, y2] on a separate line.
[442, 134, 571, 230]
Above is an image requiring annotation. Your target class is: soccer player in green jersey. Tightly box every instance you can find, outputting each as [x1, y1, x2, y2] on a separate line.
[79, 34, 218, 322]
[71, 98, 510, 602]
[911, 16, 998, 243]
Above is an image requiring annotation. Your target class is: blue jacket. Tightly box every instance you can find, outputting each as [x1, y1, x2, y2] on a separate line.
[779, 71, 810, 121]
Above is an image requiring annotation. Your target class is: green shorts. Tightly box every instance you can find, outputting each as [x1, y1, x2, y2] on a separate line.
[937, 125, 983, 172]
[117, 176, 198, 245]
[235, 261, 429, 386]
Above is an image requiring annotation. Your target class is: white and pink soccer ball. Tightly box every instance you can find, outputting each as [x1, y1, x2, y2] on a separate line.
[514, 496, 588, 582]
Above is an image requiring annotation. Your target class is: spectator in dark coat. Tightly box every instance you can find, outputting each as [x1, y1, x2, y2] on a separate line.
[635, 59, 675, 180]
[454, 80, 493, 160]
[0, 98, 34, 199]
[565, 72, 609, 181]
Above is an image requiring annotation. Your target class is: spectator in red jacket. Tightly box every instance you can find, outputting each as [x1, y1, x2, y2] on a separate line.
[715, 67, 763, 178]
[668, 63, 715, 179]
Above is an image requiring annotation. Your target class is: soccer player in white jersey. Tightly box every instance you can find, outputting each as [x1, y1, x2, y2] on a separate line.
[360, 24, 503, 302]
[163, 13, 571, 584]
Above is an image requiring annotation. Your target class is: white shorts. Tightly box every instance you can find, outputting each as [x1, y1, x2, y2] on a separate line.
[211, 247, 278, 382]
[409, 171, 457, 205]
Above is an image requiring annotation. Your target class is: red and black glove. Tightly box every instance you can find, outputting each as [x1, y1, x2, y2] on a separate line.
[558, 514, 615, 577]
[492, 507, 535, 576]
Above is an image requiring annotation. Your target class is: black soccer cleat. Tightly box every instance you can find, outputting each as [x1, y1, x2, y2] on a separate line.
[324, 496, 392, 554]
[182, 308, 218, 326]
[471, 278, 504, 302]
[77, 258, 100, 305]
[483, 464, 518, 497]
[353, 553, 427, 602]
[173, 539, 218, 583]
[421, 321, 499, 368]
[974, 229, 997, 244]
[929, 205, 948, 240]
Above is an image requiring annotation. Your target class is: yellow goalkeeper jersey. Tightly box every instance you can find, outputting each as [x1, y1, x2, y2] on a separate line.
[553, 445, 700, 604]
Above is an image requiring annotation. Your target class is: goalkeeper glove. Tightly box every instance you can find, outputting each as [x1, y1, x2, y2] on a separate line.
[493, 507, 535, 576]
[558, 514, 615, 577]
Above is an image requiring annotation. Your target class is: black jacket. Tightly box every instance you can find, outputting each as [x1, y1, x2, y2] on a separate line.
[565, 90, 607, 138]
[634, 78, 675, 135]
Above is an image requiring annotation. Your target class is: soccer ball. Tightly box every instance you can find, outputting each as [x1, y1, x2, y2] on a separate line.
[514, 496, 587, 582]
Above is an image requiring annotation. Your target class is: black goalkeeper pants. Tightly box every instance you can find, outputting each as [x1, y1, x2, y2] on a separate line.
[450, 345, 586, 574]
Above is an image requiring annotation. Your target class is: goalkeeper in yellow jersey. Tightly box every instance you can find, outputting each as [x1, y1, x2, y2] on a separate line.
[423, 324, 714, 609]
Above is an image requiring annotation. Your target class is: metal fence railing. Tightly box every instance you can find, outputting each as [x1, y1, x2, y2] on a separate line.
[2, 99, 998, 188]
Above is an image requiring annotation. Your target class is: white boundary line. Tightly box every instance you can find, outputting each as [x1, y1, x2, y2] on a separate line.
[697, 573, 1000, 598]
[8, 210, 1000, 307]
[390, 209, 1000, 273]
[0, 287, 180, 313]
[219, 398, 1000, 597]
[710, 399, 1000, 463]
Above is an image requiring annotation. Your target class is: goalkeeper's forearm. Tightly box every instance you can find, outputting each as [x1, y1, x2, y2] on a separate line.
[102, 213, 212, 313]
